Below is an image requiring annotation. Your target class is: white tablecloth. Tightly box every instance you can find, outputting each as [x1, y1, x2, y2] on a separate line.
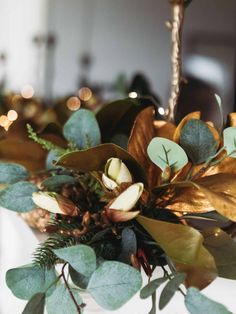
[1, 208, 236, 314]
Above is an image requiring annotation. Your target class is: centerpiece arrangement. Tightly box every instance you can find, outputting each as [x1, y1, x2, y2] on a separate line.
[2, 1, 236, 313]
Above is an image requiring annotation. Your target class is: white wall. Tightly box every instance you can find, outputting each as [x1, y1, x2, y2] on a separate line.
[0, 0, 48, 95]
[0, 0, 235, 110]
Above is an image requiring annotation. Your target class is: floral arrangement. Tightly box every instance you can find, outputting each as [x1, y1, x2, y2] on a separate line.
[2, 101, 236, 314]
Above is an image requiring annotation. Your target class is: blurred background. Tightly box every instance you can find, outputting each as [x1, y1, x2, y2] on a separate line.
[0, 0, 235, 120]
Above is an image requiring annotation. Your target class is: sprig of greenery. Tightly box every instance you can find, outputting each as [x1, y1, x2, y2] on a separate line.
[27, 124, 65, 154]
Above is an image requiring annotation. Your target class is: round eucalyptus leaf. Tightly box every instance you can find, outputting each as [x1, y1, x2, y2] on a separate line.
[87, 261, 142, 310]
[0, 181, 38, 212]
[180, 119, 218, 164]
[118, 228, 137, 264]
[63, 109, 101, 149]
[6, 264, 56, 300]
[147, 137, 188, 172]
[46, 284, 83, 314]
[42, 175, 76, 191]
[0, 163, 29, 184]
[53, 245, 96, 277]
[22, 293, 45, 314]
[69, 266, 90, 289]
[223, 127, 236, 158]
[159, 273, 186, 310]
[185, 287, 232, 314]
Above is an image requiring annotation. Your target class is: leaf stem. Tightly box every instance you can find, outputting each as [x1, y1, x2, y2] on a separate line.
[61, 263, 84, 314]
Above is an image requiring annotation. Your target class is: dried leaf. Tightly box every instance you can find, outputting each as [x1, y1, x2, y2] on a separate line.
[161, 174, 236, 221]
[106, 208, 140, 222]
[173, 111, 200, 143]
[0, 139, 46, 171]
[229, 112, 236, 127]
[153, 120, 176, 140]
[202, 228, 236, 280]
[137, 215, 217, 289]
[56, 143, 147, 184]
[128, 106, 161, 188]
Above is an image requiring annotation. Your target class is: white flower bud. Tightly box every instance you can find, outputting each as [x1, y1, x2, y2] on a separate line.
[109, 183, 144, 211]
[32, 192, 78, 216]
[102, 158, 132, 190]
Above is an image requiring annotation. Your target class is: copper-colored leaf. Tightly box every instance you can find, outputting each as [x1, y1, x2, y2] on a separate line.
[128, 106, 160, 188]
[0, 139, 46, 171]
[173, 111, 200, 143]
[206, 123, 221, 150]
[106, 208, 140, 222]
[202, 156, 236, 177]
[160, 174, 236, 221]
[137, 215, 217, 289]
[56, 143, 147, 184]
[229, 112, 236, 127]
[153, 120, 176, 140]
[202, 227, 236, 280]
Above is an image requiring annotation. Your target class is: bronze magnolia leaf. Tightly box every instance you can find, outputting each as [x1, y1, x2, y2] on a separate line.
[173, 111, 200, 143]
[0, 139, 46, 171]
[106, 208, 140, 222]
[229, 112, 236, 127]
[56, 143, 147, 184]
[128, 106, 161, 188]
[137, 215, 217, 289]
[202, 228, 236, 280]
[159, 174, 236, 221]
[153, 120, 176, 140]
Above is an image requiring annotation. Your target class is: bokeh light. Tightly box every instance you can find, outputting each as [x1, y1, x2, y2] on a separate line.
[7, 110, 18, 121]
[78, 87, 92, 101]
[21, 84, 35, 99]
[128, 91, 138, 99]
[66, 96, 81, 111]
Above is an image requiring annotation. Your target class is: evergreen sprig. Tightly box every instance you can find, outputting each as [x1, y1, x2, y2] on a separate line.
[33, 234, 79, 269]
[27, 124, 65, 153]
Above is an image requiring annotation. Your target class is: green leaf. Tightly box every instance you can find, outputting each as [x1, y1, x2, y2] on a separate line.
[0, 163, 29, 183]
[180, 119, 218, 164]
[87, 261, 142, 310]
[118, 228, 137, 264]
[46, 150, 61, 170]
[147, 137, 188, 172]
[0, 182, 38, 212]
[42, 175, 76, 191]
[6, 264, 57, 300]
[159, 273, 186, 310]
[46, 284, 83, 314]
[203, 228, 236, 280]
[53, 245, 96, 277]
[223, 127, 236, 158]
[22, 293, 45, 314]
[149, 292, 156, 314]
[96, 99, 138, 142]
[56, 143, 147, 184]
[140, 277, 168, 299]
[185, 287, 232, 314]
[63, 108, 101, 149]
[69, 266, 90, 289]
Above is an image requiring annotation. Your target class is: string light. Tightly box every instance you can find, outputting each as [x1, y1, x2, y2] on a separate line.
[158, 107, 165, 115]
[21, 84, 35, 99]
[128, 91, 138, 99]
[66, 96, 81, 111]
[0, 115, 12, 131]
[78, 87, 92, 101]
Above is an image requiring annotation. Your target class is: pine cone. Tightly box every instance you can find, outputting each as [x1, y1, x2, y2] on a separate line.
[19, 208, 50, 232]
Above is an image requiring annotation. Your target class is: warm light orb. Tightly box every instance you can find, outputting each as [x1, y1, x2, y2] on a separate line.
[0, 115, 10, 127]
[21, 84, 35, 99]
[128, 91, 138, 99]
[66, 96, 81, 111]
[7, 110, 18, 121]
[78, 87, 92, 101]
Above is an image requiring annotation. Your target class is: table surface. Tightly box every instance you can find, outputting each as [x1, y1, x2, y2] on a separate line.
[1, 208, 236, 314]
